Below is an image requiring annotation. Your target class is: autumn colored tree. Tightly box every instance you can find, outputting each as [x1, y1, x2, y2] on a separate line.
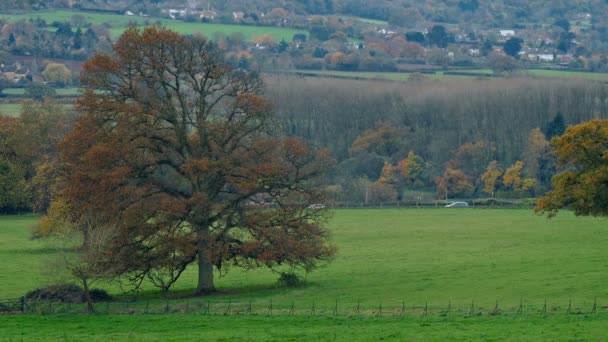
[377, 161, 400, 186]
[435, 166, 474, 200]
[523, 128, 552, 191]
[536, 119, 608, 217]
[397, 150, 428, 187]
[0, 116, 32, 213]
[480, 160, 502, 198]
[42, 63, 72, 86]
[0, 99, 72, 214]
[57, 27, 335, 295]
[349, 120, 407, 157]
[502, 161, 535, 197]
[448, 140, 496, 189]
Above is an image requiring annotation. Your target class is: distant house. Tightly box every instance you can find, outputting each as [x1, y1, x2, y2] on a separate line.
[527, 53, 554, 62]
[199, 10, 217, 20]
[233, 11, 244, 20]
[124, 10, 134, 16]
[0, 63, 32, 83]
[576, 13, 591, 20]
[469, 48, 480, 57]
[499, 30, 515, 37]
[167, 9, 186, 19]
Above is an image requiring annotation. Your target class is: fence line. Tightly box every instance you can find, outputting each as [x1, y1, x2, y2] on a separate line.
[10, 297, 605, 317]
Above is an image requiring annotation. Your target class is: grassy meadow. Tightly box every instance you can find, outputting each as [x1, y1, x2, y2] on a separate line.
[0, 10, 307, 41]
[289, 69, 608, 81]
[1, 209, 608, 339]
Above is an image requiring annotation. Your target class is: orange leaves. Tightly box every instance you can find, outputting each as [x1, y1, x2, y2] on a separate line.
[481, 160, 502, 197]
[181, 158, 215, 176]
[551, 119, 608, 168]
[349, 120, 404, 157]
[56, 27, 334, 292]
[435, 166, 474, 198]
[536, 119, 608, 217]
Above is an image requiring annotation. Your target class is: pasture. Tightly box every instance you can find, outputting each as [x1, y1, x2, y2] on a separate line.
[0, 10, 307, 42]
[0, 103, 23, 117]
[1, 209, 607, 340]
[287, 69, 608, 81]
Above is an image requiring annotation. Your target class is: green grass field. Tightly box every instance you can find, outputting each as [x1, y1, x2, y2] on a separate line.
[3, 314, 608, 341]
[2, 88, 80, 96]
[0, 10, 307, 42]
[1, 209, 607, 340]
[0, 103, 23, 116]
[0, 102, 74, 117]
[290, 69, 608, 81]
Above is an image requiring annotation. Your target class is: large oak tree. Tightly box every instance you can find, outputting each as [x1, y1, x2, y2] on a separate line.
[60, 27, 334, 294]
[536, 119, 608, 217]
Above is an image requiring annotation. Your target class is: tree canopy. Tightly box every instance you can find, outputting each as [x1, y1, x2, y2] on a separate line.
[536, 119, 608, 217]
[54, 27, 335, 294]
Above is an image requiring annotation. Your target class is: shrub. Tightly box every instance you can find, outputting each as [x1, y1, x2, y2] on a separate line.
[277, 272, 306, 288]
[25, 284, 83, 302]
[24, 284, 111, 302]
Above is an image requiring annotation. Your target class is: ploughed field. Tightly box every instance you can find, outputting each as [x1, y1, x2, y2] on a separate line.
[1, 209, 607, 340]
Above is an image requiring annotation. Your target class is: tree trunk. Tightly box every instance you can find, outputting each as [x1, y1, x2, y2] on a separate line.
[82, 280, 94, 313]
[195, 223, 215, 295]
[81, 222, 90, 251]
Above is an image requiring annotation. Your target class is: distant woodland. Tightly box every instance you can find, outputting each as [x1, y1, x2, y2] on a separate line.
[268, 76, 608, 203]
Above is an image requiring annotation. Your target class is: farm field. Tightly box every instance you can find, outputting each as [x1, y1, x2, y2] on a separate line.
[1, 87, 80, 96]
[0, 102, 73, 117]
[0, 10, 307, 41]
[1, 209, 607, 340]
[0, 103, 24, 116]
[288, 68, 608, 81]
[2, 210, 608, 303]
[2, 313, 608, 341]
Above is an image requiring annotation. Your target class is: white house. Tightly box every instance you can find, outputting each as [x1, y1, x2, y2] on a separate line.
[499, 30, 515, 37]
[528, 53, 554, 62]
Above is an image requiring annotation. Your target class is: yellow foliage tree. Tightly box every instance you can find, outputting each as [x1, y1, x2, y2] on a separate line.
[42, 63, 72, 86]
[378, 161, 399, 185]
[397, 150, 427, 186]
[536, 119, 608, 217]
[503, 161, 535, 197]
[480, 160, 502, 198]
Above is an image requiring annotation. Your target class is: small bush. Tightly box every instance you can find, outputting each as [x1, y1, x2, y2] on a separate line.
[88, 288, 112, 302]
[24, 284, 112, 303]
[277, 272, 306, 288]
[25, 284, 83, 303]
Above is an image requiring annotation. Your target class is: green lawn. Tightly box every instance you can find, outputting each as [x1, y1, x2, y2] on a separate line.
[1, 209, 607, 339]
[290, 69, 608, 82]
[3, 314, 608, 341]
[0, 103, 23, 116]
[2, 88, 80, 96]
[0, 10, 307, 41]
[0, 102, 73, 117]
[2, 210, 607, 306]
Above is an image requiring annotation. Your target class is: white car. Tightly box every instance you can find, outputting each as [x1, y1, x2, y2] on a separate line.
[445, 202, 469, 208]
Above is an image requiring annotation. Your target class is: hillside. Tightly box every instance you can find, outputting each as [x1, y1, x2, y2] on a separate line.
[3, 0, 607, 27]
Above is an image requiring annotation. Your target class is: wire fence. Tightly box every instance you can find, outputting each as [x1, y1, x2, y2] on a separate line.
[9, 297, 606, 317]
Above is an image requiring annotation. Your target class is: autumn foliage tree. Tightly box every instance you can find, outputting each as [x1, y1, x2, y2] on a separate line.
[502, 161, 536, 197]
[536, 119, 608, 217]
[56, 27, 335, 295]
[397, 150, 428, 187]
[435, 166, 474, 200]
[480, 160, 502, 198]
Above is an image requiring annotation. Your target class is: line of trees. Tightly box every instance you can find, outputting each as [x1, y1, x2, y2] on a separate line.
[267, 75, 608, 201]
